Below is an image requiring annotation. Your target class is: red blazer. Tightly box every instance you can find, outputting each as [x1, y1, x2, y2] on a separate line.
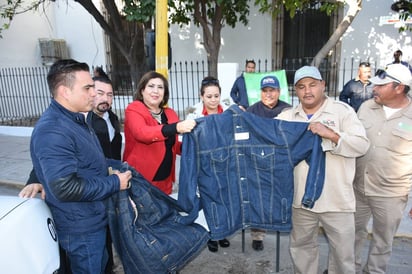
[123, 101, 181, 193]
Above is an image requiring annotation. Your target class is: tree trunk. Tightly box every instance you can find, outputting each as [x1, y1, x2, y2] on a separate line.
[193, 0, 223, 78]
[311, 0, 362, 67]
[76, 0, 146, 90]
[206, 51, 219, 78]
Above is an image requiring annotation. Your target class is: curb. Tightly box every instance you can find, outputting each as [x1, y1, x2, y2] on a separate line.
[0, 180, 24, 190]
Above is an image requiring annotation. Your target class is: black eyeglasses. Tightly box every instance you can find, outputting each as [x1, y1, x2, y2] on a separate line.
[201, 78, 219, 86]
[375, 69, 401, 83]
[359, 62, 370, 67]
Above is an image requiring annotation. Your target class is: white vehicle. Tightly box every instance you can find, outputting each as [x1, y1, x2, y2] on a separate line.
[0, 196, 59, 273]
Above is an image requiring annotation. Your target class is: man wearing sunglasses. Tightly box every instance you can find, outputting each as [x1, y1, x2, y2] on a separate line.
[354, 63, 412, 274]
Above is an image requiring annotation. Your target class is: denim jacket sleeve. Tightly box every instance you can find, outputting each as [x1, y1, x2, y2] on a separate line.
[278, 120, 326, 209]
[301, 133, 326, 208]
[176, 120, 203, 224]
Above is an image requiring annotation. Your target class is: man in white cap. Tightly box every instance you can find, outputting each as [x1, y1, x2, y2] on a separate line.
[277, 66, 370, 274]
[353, 63, 412, 274]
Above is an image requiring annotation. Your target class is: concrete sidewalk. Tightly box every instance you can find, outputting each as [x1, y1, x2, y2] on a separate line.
[0, 128, 33, 186]
[0, 126, 411, 273]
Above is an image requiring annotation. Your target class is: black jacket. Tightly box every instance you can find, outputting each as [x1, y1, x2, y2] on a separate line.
[88, 110, 122, 160]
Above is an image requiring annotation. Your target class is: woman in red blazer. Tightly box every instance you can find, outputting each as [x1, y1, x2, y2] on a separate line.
[123, 71, 196, 194]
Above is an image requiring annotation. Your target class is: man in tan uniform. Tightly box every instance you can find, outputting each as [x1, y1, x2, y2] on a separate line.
[277, 66, 370, 274]
[354, 64, 412, 274]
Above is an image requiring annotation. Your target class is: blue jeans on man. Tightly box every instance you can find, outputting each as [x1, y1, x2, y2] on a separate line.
[59, 228, 108, 274]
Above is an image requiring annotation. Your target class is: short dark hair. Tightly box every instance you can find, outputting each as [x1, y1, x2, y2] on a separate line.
[394, 50, 403, 56]
[359, 62, 370, 67]
[47, 59, 89, 97]
[246, 59, 256, 66]
[92, 66, 112, 85]
[394, 82, 411, 94]
[134, 71, 169, 108]
[200, 76, 221, 96]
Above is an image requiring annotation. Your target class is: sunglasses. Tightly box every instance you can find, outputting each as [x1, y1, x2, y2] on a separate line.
[201, 78, 219, 86]
[375, 69, 401, 83]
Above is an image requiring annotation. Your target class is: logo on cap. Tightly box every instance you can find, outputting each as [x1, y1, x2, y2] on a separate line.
[260, 76, 280, 89]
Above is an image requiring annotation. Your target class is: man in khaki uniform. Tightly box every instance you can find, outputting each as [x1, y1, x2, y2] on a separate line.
[277, 66, 370, 274]
[354, 64, 412, 274]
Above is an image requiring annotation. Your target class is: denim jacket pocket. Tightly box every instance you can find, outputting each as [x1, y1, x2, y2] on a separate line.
[210, 148, 230, 172]
[251, 146, 275, 170]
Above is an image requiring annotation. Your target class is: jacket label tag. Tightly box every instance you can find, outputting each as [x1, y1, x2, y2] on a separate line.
[234, 132, 250, 140]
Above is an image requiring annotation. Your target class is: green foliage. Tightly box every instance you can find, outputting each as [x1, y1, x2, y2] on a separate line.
[0, 0, 45, 38]
[225, 0, 250, 27]
[319, 2, 338, 16]
[168, 0, 192, 26]
[123, 0, 155, 22]
[398, 2, 412, 32]
[167, 0, 250, 29]
[1, 0, 21, 37]
[0, 0, 345, 40]
[254, 0, 340, 18]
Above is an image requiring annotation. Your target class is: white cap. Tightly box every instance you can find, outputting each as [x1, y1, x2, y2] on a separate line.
[370, 64, 412, 88]
[294, 66, 323, 85]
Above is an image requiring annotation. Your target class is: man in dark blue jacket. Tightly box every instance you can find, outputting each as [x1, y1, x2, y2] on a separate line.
[21, 67, 124, 274]
[230, 59, 256, 110]
[30, 59, 131, 274]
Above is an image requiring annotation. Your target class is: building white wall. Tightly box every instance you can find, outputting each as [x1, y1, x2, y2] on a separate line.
[0, 0, 410, 75]
[340, 0, 412, 68]
[170, 0, 411, 77]
[169, 4, 272, 76]
[0, 0, 106, 68]
[53, 1, 106, 67]
[0, 0, 55, 66]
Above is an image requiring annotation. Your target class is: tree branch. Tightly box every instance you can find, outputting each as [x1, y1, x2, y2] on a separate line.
[311, 0, 362, 66]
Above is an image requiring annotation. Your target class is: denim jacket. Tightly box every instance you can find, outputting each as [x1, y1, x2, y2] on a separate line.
[177, 105, 325, 240]
[106, 160, 209, 274]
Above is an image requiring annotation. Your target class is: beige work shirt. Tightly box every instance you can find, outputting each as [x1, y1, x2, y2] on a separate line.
[277, 97, 370, 213]
[354, 98, 412, 197]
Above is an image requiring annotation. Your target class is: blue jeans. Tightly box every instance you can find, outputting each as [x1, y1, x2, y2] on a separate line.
[59, 228, 108, 274]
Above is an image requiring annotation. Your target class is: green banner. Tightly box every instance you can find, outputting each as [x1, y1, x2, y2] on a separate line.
[244, 70, 290, 105]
